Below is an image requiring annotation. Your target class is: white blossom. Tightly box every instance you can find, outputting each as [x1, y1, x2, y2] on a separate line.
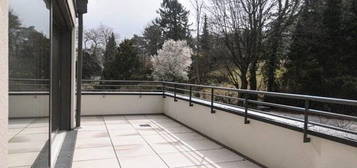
[151, 40, 192, 81]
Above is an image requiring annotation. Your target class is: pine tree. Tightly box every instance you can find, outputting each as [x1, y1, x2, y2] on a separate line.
[106, 39, 141, 80]
[143, 24, 163, 56]
[102, 33, 117, 79]
[155, 0, 191, 41]
[83, 51, 101, 79]
[200, 15, 210, 53]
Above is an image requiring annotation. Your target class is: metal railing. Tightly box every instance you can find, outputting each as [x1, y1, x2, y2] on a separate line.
[10, 79, 357, 143]
[9, 78, 50, 92]
[81, 80, 357, 143]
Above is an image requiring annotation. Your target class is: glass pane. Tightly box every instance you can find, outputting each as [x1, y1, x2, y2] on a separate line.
[8, 0, 50, 167]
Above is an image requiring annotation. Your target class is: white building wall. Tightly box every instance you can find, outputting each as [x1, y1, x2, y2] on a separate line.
[163, 97, 357, 168]
[0, 0, 8, 167]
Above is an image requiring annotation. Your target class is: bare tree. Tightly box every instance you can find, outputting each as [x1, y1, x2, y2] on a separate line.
[208, 0, 275, 89]
[84, 25, 118, 65]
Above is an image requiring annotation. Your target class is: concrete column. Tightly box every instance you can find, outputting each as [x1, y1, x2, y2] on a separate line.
[0, 0, 9, 167]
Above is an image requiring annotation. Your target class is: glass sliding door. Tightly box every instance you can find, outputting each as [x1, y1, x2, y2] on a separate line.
[8, 0, 51, 167]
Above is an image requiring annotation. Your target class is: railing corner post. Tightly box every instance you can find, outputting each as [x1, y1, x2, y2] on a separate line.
[211, 88, 215, 113]
[174, 84, 178, 102]
[304, 99, 311, 143]
[162, 82, 166, 98]
[189, 85, 193, 107]
[244, 94, 250, 124]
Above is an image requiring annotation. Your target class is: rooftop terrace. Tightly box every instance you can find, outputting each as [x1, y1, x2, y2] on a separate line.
[8, 79, 357, 168]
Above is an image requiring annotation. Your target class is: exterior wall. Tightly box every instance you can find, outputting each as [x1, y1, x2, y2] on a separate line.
[9, 95, 49, 118]
[67, 0, 76, 23]
[70, 27, 77, 128]
[81, 95, 163, 115]
[0, 0, 8, 167]
[163, 97, 357, 168]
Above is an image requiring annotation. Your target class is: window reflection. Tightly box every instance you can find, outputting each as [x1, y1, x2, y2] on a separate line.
[8, 0, 50, 167]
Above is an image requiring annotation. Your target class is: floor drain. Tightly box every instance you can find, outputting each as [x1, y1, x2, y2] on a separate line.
[139, 124, 151, 127]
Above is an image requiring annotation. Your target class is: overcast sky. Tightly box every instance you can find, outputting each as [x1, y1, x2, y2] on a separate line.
[84, 0, 196, 39]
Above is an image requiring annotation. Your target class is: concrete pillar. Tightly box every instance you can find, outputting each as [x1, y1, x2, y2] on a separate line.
[0, 0, 9, 167]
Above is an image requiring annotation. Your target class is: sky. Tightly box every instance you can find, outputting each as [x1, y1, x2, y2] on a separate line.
[84, 0, 196, 39]
[9, 0, 50, 36]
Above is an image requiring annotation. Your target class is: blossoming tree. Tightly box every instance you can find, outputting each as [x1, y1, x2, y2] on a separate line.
[151, 40, 192, 81]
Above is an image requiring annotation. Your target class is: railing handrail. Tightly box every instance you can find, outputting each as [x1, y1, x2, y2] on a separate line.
[10, 79, 357, 106]
[163, 81, 357, 106]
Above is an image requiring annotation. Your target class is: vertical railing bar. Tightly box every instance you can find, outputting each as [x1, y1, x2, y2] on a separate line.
[139, 83, 142, 98]
[162, 82, 166, 98]
[244, 94, 250, 124]
[189, 85, 193, 106]
[174, 84, 177, 102]
[211, 88, 215, 113]
[304, 99, 311, 143]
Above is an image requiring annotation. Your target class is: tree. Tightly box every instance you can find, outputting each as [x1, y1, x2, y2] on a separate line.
[83, 51, 102, 79]
[151, 40, 192, 81]
[143, 24, 164, 56]
[284, 0, 357, 100]
[104, 39, 141, 80]
[190, 0, 205, 83]
[200, 15, 210, 53]
[155, 0, 191, 41]
[102, 33, 117, 79]
[84, 25, 117, 65]
[193, 15, 214, 84]
[264, 0, 302, 91]
[209, 0, 274, 89]
[8, 11, 50, 80]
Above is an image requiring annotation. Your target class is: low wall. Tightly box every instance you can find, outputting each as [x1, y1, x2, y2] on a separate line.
[9, 94, 49, 118]
[163, 97, 357, 168]
[9, 93, 164, 118]
[81, 94, 164, 115]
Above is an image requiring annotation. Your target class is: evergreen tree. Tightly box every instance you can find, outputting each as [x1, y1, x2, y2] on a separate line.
[284, 0, 357, 100]
[83, 51, 102, 79]
[105, 39, 141, 80]
[155, 0, 191, 41]
[143, 24, 163, 56]
[200, 15, 210, 53]
[102, 33, 117, 79]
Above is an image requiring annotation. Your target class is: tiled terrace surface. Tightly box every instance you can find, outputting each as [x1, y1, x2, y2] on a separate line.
[8, 118, 49, 167]
[72, 115, 261, 168]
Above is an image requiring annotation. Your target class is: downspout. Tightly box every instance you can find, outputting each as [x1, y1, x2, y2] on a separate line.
[76, 0, 88, 127]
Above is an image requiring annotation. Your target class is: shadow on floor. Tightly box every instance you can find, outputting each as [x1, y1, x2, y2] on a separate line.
[32, 140, 50, 168]
[54, 130, 78, 168]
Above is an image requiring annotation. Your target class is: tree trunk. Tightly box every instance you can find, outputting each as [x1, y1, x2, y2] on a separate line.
[240, 70, 248, 90]
[249, 62, 257, 90]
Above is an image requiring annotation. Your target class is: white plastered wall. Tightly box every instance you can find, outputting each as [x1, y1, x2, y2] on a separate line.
[163, 97, 357, 168]
[81, 95, 164, 115]
[9, 95, 49, 118]
[0, 0, 8, 167]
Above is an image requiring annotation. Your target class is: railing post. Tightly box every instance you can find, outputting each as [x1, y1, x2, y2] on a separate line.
[304, 99, 311, 143]
[244, 94, 250, 124]
[211, 88, 215, 113]
[162, 82, 166, 98]
[189, 85, 193, 106]
[139, 84, 142, 98]
[174, 84, 177, 102]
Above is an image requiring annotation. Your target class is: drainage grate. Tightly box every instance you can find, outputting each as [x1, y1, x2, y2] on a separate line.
[139, 124, 152, 127]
